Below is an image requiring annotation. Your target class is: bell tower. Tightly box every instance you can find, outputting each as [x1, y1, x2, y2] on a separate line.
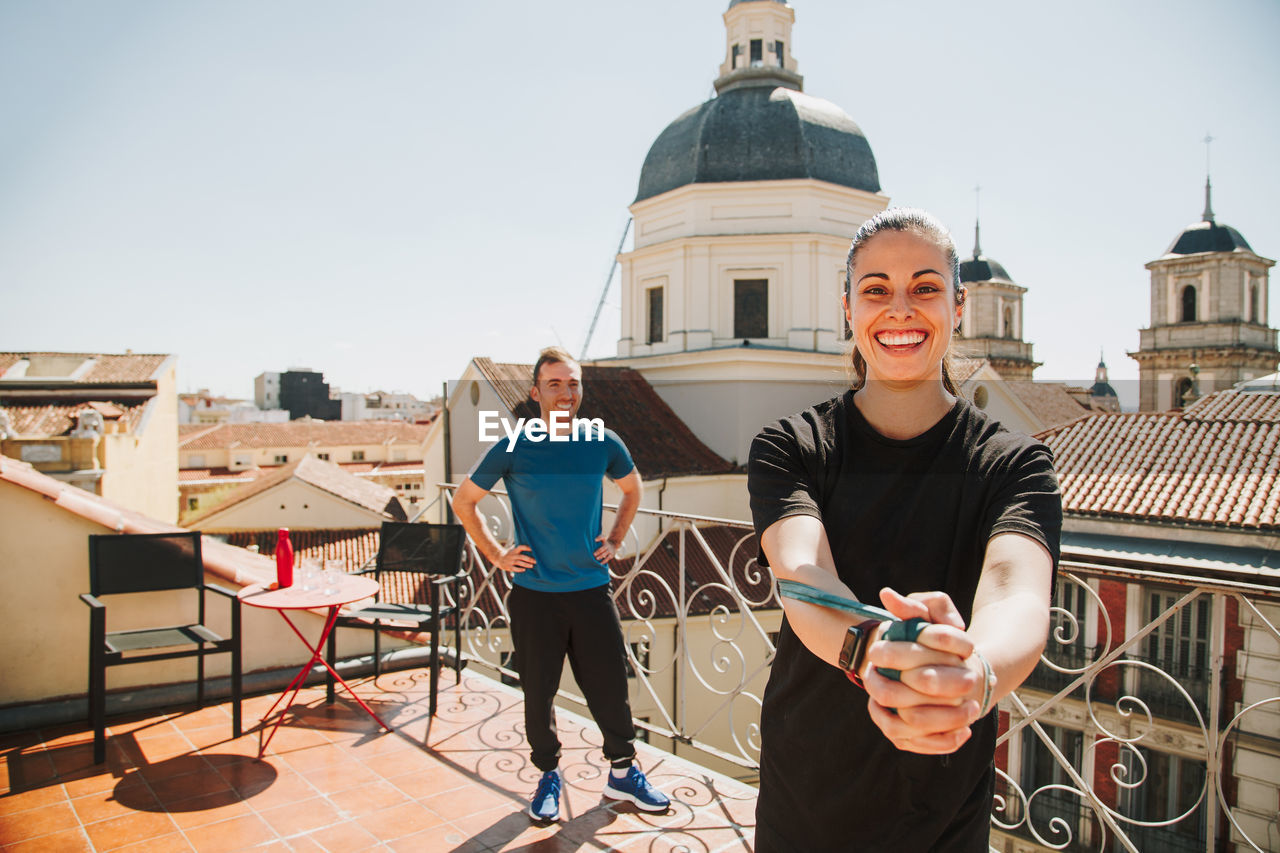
[954, 218, 1040, 379]
[1131, 171, 1277, 411]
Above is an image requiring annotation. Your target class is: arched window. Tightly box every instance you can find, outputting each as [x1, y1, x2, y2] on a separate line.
[1250, 281, 1260, 323]
[1003, 305, 1015, 339]
[1176, 377, 1195, 408]
[1180, 285, 1197, 323]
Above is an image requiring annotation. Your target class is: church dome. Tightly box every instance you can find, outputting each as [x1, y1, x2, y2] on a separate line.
[1165, 219, 1253, 256]
[960, 255, 1013, 284]
[635, 85, 880, 203]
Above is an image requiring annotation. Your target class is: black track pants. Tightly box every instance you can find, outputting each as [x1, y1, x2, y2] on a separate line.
[508, 583, 637, 772]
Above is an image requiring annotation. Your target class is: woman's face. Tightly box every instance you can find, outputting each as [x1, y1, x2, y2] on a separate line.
[845, 230, 962, 388]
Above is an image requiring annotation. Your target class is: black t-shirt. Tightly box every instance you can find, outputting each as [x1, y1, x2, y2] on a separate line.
[747, 392, 1061, 853]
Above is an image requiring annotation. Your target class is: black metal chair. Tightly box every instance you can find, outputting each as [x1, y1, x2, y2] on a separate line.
[326, 522, 466, 716]
[81, 531, 242, 763]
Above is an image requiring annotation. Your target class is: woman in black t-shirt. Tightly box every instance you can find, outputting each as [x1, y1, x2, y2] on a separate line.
[748, 208, 1061, 852]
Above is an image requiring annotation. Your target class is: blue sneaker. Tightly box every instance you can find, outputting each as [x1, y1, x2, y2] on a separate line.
[528, 769, 561, 821]
[604, 765, 670, 812]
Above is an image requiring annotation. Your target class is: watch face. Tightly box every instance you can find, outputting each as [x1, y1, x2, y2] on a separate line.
[839, 623, 864, 672]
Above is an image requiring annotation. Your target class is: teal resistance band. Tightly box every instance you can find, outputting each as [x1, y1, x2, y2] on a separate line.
[776, 579, 927, 683]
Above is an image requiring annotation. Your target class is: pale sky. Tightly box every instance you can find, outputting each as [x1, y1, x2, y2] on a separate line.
[3, 0, 1278, 407]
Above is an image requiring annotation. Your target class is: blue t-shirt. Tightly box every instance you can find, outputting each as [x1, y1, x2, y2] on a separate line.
[466, 427, 635, 592]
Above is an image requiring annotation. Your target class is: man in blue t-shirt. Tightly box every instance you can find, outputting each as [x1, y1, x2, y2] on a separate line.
[451, 347, 670, 822]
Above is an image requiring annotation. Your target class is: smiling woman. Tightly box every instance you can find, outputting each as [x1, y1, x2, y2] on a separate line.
[746, 208, 1062, 852]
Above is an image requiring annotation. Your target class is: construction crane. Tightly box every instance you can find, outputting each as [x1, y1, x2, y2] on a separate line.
[580, 218, 632, 361]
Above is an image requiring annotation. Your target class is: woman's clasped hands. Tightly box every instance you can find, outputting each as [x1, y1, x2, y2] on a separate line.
[861, 588, 985, 755]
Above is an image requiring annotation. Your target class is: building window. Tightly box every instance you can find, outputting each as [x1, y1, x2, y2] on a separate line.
[749, 38, 762, 66]
[646, 286, 664, 344]
[186, 497, 198, 511]
[731, 43, 742, 69]
[317, 453, 330, 461]
[352, 450, 365, 461]
[773, 39, 784, 67]
[735, 279, 768, 339]
[1119, 747, 1207, 851]
[1003, 305, 1015, 339]
[624, 641, 650, 678]
[1137, 588, 1211, 722]
[1176, 376, 1195, 408]
[1250, 280, 1261, 323]
[1016, 724, 1085, 844]
[274, 454, 287, 464]
[1180, 285, 1197, 322]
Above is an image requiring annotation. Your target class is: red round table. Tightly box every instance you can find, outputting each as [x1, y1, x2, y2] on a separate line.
[239, 574, 392, 756]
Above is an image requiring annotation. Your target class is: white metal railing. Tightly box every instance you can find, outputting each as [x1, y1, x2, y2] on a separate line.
[427, 488, 1280, 852]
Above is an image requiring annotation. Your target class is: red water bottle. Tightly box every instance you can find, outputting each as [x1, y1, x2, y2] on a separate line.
[276, 528, 294, 588]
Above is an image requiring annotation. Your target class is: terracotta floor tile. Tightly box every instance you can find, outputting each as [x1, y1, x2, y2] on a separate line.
[70, 785, 162, 825]
[181, 813, 277, 853]
[165, 787, 255, 829]
[2, 751, 59, 791]
[355, 800, 446, 842]
[82, 808, 178, 851]
[296, 818, 382, 852]
[147, 770, 233, 807]
[386, 823, 489, 853]
[279, 752, 377, 794]
[0, 826, 93, 853]
[0, 799, 79, 846]
[133, 754, 214, 785]
[421, 782, 511, 822]
[256, 795, 343, 836]
[226, 768, 316, 811]
[357, 747, 433, 781]
[387, 762, 470, 800]
[258, 723, 334, 757]
[168, 707, 234, 733]
[0, 783, 69, 817]
[329, 779, 411, 817]
[60, 764, 138, 800]
[111, 832, 196, 852]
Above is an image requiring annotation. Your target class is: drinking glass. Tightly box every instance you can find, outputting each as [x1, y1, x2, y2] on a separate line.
[322, 559, 346, 595]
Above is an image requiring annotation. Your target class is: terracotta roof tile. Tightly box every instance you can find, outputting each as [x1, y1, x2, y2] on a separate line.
[0, 400, 149, 436]
[472, 358, 733, 478]
[1001, 381, 1092, 429]
[178, 420, 430, 451]
[0, 352, 170, 384]
[1036, 389, 1280, 531]
[186, 455, 407, 526]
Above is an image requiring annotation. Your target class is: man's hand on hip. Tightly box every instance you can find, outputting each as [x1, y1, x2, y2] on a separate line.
[594, 534, 622, 562]
[496, 545, 535, 573]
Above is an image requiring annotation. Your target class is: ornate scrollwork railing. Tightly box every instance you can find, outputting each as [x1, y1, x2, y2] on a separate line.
[425, 492, 1280, 852]
[438, 485, 773, 771]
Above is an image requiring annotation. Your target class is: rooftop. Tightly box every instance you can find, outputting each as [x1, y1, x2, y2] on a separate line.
[1036, 389, 1280, 530]
[472, 359, 734, 479]
[184, 455, 407, 527]
[0, 353, 172, 386]
[0, 400, 150, 437]
[179, 421, 431, 452]
[0, 668, 757, 851]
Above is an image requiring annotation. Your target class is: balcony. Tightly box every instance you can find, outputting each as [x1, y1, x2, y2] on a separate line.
[3, 496, 1278, 851]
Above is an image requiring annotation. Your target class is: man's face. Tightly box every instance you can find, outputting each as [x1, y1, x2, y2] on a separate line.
[530, 360, 583, 424]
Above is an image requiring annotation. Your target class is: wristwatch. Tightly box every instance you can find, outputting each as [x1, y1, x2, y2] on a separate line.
[838, 619, 882, 675]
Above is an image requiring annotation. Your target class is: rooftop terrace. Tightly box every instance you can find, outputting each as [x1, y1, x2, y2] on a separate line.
[0, 667, 757, 852]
